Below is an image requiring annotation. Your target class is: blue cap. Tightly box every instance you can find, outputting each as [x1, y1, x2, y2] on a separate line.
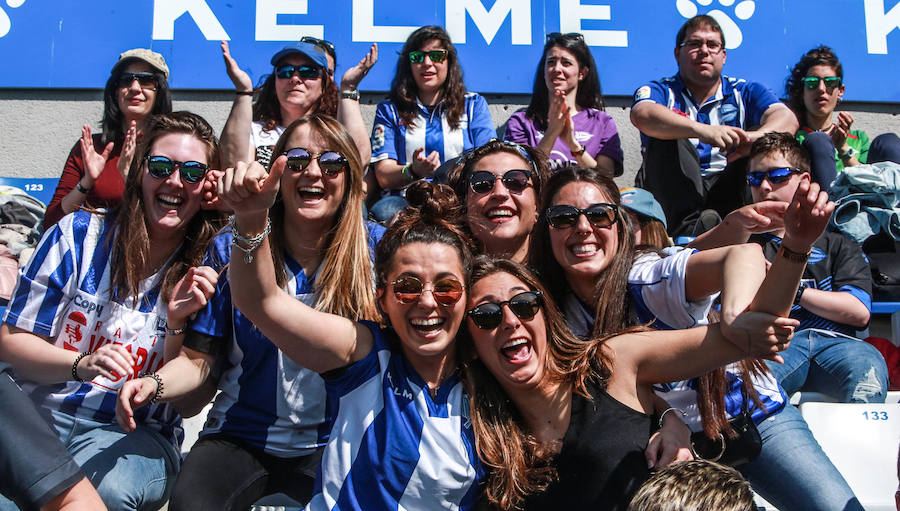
[619, 187, 667, 229]
[269, 42, 328, 69]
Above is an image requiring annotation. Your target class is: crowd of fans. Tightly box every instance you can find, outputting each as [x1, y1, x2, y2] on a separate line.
[0, 13, 895, 511]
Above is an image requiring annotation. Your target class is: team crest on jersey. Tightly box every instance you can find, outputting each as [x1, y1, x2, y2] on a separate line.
[372, 124, 386, 152]
[635, 86, 651, 101]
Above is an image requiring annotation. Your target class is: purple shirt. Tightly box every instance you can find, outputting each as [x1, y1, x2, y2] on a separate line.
[504, 108, 623, 172]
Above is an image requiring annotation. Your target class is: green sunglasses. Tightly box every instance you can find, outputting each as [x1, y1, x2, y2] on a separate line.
[801, 76, 842, 91]
[408, 49, 448, 64]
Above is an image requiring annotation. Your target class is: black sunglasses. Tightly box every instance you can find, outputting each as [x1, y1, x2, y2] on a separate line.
[546, 203, 618, 229]
[467, 291, 543, 330]
[117, 72, 158, 89]
[546, 32, 584, 43]
[746, 167, 802, 187]
[390, 275, 464, 306]
[283, 147, 347, 176]
[300, 36, 336, 57]
[275, 64, 322, 80]
[468, 169, 532, 195]
[145, 156, 209, 184]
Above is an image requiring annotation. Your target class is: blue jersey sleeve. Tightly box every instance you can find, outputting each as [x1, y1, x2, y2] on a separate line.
[4, 213, 85, 337]
[632, 80, 667, 107]
[468, 94, 497, 147]
[371, 100, 401, 163]
[741, 81, 780, 128]
[189, 232, 233, 339]
[322, 320, 385, 397]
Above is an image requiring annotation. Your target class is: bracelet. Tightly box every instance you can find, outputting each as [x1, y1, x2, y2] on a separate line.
[838, 146, 858, 160]
[340, 89, 360, 101]
[230, 215, 272, 264]
[75, 181, 92, 194]
[658, 407, 688, 429]
[143, 372, 164, 404]
[779, 244, 811, 264]
[401, 163, 416, 182]
[71, 352, 91, 382]
[166, 324, 187, 336]
[571, 144, 586, 157]
[793, 283, 807, 305]
[235, 90, 254, 96]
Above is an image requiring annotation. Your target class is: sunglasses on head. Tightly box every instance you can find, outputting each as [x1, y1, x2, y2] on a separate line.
[801, 76, 842, 91]
[117, 72, 158, 89]
[467, 290, 543, 330]
[746, 167, 802, 187]
[145, 156, 209, 184]
[546, 32, 584, 43]
[546, 203, 618, 229]
[275, 64, 322, 80]
[283, 147, 347, 175]
[300, 36, 336, 56]
[408, 49, 448, 64]
[390, 275, 464, 305]
[468, 169, 532, 195]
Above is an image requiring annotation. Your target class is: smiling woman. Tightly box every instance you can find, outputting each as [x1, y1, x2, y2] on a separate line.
[0, 111, 224, 511]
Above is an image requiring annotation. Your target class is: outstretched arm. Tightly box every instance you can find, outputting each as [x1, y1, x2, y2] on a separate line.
[337, 43, 377, 164]
[219, 159, 374, 373]
[219, 41, 256, 169]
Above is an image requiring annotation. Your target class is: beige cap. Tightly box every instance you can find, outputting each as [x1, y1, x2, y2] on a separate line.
[112, 48, 169, 79]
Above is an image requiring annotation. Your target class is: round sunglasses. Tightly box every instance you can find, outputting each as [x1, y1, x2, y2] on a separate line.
[546, 203, 618, 229]
[746, 167, 802, 187]
[144, 156, 209, 184]
[468, 169, 532, 195]
[275, 64, 322, 80]
[283, 147, 348, 176]
[390, 275, 464, 306]
[467, 290, 543, 330]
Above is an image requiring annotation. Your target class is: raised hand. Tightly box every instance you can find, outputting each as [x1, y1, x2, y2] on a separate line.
[201, 169, 225, 210]
[167, 266, 219, 327]
[782, 177, 834, 252]
[117, 120, 138, 177]
[222, 41, 253, 92]
[546, 89, 568, 139]
[828, 111, 854, 151]
[218, 157, 284, 215]
[341, 43, 378, 92]
[79, 125, 113, 186]
[116, 377, 159, 432]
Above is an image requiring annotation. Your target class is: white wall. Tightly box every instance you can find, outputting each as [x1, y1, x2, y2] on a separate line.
[1, 89, 899, 188]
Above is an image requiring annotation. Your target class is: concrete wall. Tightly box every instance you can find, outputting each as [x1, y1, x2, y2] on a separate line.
[1, 89, 899, 189]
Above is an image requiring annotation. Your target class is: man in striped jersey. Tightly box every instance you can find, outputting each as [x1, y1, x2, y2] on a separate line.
[630, 14, 798, 238]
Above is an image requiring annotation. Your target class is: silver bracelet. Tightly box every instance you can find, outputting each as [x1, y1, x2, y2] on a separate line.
[230, 215, 272, 264]
[658, 407, 688, 429]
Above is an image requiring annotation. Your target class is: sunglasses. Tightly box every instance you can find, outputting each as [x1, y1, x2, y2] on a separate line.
[275, 64, 322, 80]
[283, 147, 347, 175]
[300, 36, 336, 57]
[546, 203, 618, 229]
[468, 169, 532, 195]
[746, 167, 802, 187]
[117, 72, 158, 89]
[801, 76, 842, 91]
[390, 275, 464, 306]
[145, 156, 209, 184]
[467, 291, 543, 330]
[408, 49, 448, 64]
[546, 32, 584, 43]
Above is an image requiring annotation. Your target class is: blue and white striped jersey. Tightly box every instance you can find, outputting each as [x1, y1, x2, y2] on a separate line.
[306, 321, 484, 511]
[370, 93, 496, 172]
[632, 73, 780, 176]
[190, 223, 385, 457]
[3, 210, 181, 445]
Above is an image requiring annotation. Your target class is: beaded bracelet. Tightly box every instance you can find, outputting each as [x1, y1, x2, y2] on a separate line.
[230, 215, 272, 264]
[71, 352, 90, 382]
[143, 372, 164, 404]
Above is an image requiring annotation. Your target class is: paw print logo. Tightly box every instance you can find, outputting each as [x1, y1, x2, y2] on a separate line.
[0, 0, 25, 38]
[676, 0, 756, 49]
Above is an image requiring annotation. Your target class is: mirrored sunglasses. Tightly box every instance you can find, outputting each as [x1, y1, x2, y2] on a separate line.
[283, 147, 347, 176]
[408, 49, 448, 64]
[801, 76, 842, 91]
[468, 169, 532, 195]
[145, 156, 209, 184]
[390, 275, 464, 305]
[746, 167, 802, 187]
[275, 64, 322, 80]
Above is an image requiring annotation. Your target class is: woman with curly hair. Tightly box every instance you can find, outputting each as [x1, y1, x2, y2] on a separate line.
[370, 25, 496, 223]
[504, 32, 623, 175]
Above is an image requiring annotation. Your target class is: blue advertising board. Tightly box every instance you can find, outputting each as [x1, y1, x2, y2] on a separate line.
[1, 0, 899, 102]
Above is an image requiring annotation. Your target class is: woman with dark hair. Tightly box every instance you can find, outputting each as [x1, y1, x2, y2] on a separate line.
[461, 251, 799, 510]
[531, 167, 864, 510]
[448, 139, 549, 263]
[370, 25, 496, 224]
[118, 113, 382, 510]
[219, 40, 377, 170]
[218, 168, 485, 508]
[0, 111, 223, 510]
[786, 45, 900, 185]
[504, 32, 622, 176]
[44, 48, 173, 229]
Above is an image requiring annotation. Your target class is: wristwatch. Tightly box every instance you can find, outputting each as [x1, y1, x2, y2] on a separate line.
[341, 90, 360, 101]
[793, 283, 807, 305]
[571, 144, 586, 157]
[838, 146, 858, 160]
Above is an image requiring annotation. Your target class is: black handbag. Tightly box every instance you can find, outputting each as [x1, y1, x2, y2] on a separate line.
[690, 387, 762, 467]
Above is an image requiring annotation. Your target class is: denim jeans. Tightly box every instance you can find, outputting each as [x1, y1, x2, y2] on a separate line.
[7, 408, 180, 511]
[739, 403, 863, 510]
[766, 329, 888, 403]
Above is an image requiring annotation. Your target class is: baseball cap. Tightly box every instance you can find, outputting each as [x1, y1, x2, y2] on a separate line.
[112, 48, 169, 79]
[269, 41, 328, 69]
[619, 187, 667, 228]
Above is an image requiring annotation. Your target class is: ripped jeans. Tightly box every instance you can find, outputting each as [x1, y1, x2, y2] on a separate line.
[767, 329, 888, 403]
